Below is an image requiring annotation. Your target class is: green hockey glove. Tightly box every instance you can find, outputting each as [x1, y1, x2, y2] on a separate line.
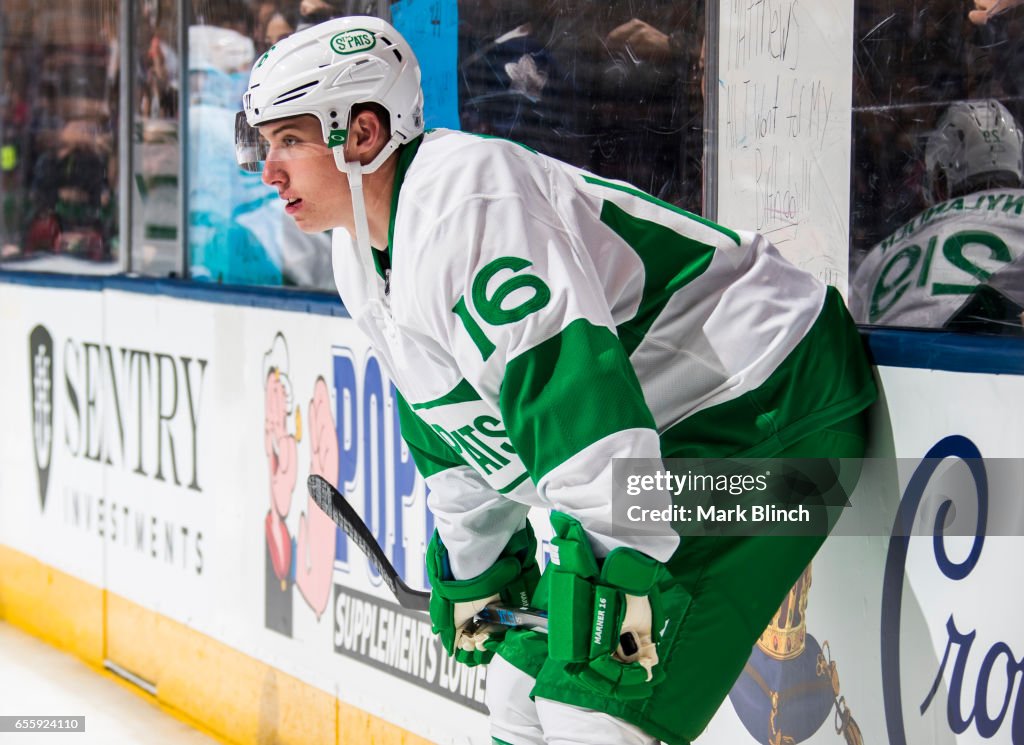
[426, 524, 540, 666]
[547, 511, 669, 700]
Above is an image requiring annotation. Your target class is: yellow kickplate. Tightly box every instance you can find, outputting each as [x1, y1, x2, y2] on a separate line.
[1, 545, 436, 744]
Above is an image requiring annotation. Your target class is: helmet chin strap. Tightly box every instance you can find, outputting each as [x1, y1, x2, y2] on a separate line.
[332, 135, 405, 306]
[339, 156, 382, 306]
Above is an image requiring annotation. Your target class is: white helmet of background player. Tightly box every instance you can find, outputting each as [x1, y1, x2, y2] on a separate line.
[924, 99, 1024, 205]
[235, 16, 423, 176]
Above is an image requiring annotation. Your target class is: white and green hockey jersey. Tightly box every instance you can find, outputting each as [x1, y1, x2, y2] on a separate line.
[850, 189, 1024, 327]
[331, 130, 874, 580]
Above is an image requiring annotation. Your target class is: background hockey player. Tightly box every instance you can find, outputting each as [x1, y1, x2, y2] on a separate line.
[851, 99, 1024, 330]
[236, 17, 877, 744]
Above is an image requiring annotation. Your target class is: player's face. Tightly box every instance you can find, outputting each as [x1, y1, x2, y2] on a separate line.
[259, 115, 352, 234]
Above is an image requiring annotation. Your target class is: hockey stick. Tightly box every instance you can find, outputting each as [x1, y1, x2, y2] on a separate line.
[307, 474, 549, 632]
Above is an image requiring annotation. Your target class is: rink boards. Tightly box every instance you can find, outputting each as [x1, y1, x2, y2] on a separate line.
[1, 274, 1023, 745]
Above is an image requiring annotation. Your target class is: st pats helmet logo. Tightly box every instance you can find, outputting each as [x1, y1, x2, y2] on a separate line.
[330, 29, 376, 55]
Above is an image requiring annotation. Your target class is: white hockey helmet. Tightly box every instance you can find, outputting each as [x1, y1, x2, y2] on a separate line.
[235, 16, 423, 174]
[924, 99, 1024, 205]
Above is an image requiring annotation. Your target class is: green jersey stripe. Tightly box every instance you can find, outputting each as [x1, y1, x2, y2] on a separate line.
[660, 287, 877, 458]
[497, 471, 532, 494]
[500, 318, 656, 480]
[411, 378, 483, 410]
[599, 200, 716, 356]
[372, 247, 388, 280]
[387, 134, 425, 259]
[396, 392, 464, 478]
[582, 174, 742, 246]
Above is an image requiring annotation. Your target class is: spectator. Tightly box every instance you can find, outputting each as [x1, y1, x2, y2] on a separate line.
[25, 118, 112, 260]
[189, 5, 283, 284]
[458, 0, 703, 209]
[264, 5, 300, 49]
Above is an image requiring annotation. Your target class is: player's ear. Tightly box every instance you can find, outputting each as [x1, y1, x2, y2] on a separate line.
[349, 110, 388, 159]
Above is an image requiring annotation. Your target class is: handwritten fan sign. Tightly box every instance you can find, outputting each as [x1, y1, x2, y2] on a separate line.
[716, 0, 854, 294]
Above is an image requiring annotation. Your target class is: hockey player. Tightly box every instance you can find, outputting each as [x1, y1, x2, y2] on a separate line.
[851, 99, 1024, 329]
[236, 17, 876, 744]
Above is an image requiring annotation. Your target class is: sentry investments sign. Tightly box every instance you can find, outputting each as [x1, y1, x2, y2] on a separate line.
[330, 30, 376, 55]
